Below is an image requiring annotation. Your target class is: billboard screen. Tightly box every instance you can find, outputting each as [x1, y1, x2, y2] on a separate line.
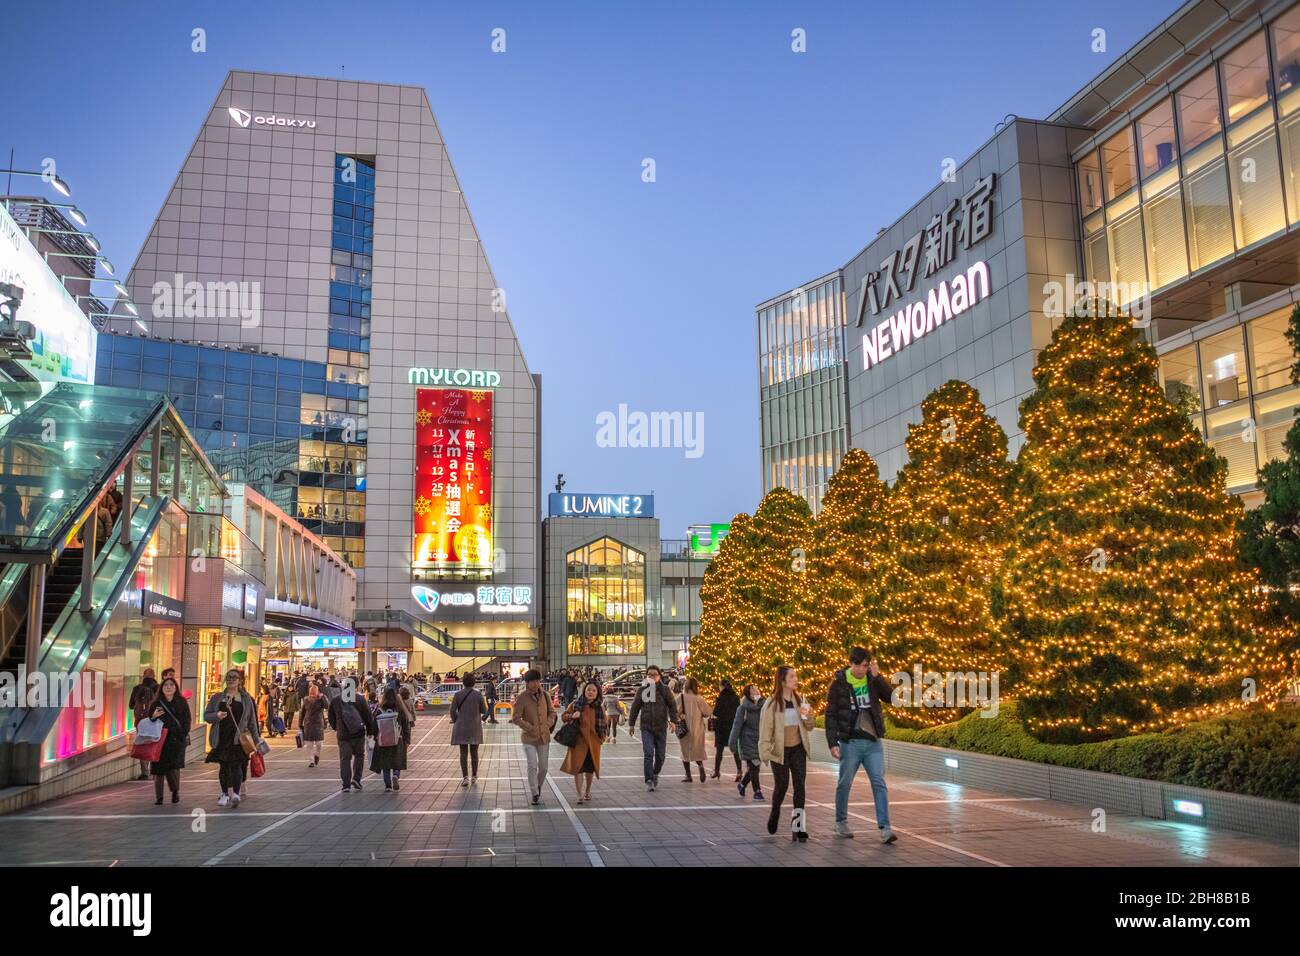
[413, 387, 494, 570]
[0, 202, 97, 384]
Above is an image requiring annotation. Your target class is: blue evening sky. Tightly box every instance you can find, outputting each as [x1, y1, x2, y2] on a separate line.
[2, 1, 1166, 534]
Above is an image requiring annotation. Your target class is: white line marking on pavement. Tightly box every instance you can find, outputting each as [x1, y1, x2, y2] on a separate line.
[199, 720, 445, 865]
[539, 753, 604, 867]
[809, 800, 1010, 867]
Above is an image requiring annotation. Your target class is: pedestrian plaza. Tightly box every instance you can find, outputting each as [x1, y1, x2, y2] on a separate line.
[0, 710, 1292, 867]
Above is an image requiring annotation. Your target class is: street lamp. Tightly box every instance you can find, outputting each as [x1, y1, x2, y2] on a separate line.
[26, 225, 101, 254]
[3, 197, 89, 228]
[0, 168, 72, 197]
[43, 250, 114, 275]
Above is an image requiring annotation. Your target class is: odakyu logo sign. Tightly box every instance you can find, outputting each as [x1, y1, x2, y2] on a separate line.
[412, 584, 532, 614]
[227, 106, 317, 129]
[411, 585, 474, 613]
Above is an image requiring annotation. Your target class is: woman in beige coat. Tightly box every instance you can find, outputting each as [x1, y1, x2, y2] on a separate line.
[757, 665, 815, 842]
[676, 677, 713, 782]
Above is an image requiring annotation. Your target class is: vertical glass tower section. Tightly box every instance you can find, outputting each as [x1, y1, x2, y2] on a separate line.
[757, 272, 849, 514]
[296, 154, 374, 569]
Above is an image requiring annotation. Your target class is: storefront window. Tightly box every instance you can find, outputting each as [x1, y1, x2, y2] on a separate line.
[1183, 157, 1235, 269]
[565, 536, 646, 657]
[1206, 401, 1258, 489]
[1248, 308, 1297, 393]
[1201, 327, 1249, 407]
[1138, 98, 1179, 180]
[1102, 127, 1138, 202]
[1274, 6, 1300, 117]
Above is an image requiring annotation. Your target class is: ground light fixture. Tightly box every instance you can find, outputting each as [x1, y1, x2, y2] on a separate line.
[1172, 799, 1205, 818]
[944, 757, 960, 769]
[0, 168, 71, 197]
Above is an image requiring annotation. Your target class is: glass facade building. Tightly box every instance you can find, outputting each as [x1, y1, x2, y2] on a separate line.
[564, 536, 647, 657]
[94, 334, 368, 566]
[757, 272, 848, 514]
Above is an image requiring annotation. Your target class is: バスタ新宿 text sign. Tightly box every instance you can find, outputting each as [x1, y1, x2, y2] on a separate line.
[413, 387, 494, 570]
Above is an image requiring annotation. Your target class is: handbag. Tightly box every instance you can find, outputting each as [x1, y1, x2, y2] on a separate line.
[130, 726, 167, 762]
[554, 710, 581, 748]
[675, 720, 689, 739]
[295, 729, 304, 749]
[249, 750, 266, 778]
[707, 715, 717, 732]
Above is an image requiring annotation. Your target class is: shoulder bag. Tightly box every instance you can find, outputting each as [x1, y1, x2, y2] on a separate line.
[553, 706, 581, 747]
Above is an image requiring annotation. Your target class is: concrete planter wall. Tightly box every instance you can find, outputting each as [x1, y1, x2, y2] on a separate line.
[866, 736, 1299, 845]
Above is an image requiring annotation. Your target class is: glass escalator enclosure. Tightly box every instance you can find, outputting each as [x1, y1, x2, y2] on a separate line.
[0, 381, 167, 555]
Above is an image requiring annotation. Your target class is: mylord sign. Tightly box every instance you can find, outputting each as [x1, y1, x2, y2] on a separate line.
[548, 493, 653, 518]
[227, 107, 316, 129]
[407, 367, 501, 387]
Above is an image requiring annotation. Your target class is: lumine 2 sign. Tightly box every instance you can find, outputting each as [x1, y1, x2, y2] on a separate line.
[407, 367, 501, 387]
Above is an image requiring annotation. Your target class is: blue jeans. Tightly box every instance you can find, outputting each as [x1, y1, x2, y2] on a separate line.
[835, 737, 890, 828]
[640, 728, 667, 783]
[382, 768, 401, 787]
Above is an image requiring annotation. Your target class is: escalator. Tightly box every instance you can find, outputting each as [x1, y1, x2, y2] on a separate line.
[0, 379, 216, 788]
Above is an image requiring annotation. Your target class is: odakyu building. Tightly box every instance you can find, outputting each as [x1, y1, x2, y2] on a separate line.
[759, 0, 1300, 509]
[102, 70, 542, 673]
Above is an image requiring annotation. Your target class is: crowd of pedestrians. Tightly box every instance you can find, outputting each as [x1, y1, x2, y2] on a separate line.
[129, 649, 898, 846]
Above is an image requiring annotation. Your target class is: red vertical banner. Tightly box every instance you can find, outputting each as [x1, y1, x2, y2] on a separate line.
[413, 388, 494, 569]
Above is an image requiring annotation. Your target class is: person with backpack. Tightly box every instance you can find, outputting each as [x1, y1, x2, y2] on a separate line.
[129, 668, 159, 780]
[283, 685, 299, 732]
[370, 688, 411, 791]
[328, 677, 377, 792]
[728, 683, 765, 800]
[449, 673, 488, 786]
[825, 647, 897, 844]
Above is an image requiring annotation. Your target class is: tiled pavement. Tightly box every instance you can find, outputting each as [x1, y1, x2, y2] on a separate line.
[0, 712, 1295, 867]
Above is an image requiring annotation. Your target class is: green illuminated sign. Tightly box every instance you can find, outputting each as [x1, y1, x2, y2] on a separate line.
[688, 523, 730, 556]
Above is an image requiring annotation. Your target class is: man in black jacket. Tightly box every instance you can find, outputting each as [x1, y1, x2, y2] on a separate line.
[328, 678, 378, 792]
[825, 647, 896, 844]
[626, 665, 679, 791]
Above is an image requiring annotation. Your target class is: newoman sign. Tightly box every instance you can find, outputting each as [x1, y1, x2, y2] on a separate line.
[861, 261, 991, 372]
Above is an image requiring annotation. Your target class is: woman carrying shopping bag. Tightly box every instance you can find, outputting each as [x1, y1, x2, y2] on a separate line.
[145, 676, 192, 805]
[203, 669, 263, 808]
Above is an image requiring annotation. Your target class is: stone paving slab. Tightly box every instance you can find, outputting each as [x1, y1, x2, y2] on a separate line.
[0, 712, 1294, 867]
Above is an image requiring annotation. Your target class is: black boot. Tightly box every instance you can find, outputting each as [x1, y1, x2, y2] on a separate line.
[681, 761, 693, 783]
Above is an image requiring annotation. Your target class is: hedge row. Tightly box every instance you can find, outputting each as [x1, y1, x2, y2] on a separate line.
[881, 702, 1300, 804]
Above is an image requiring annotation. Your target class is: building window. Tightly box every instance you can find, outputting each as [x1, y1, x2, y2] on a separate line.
[1183, 157, 1235, 269]
[1138, 98, 1179, 181]
[1142, 184, 1189, 290]
[1206, 401, 1257, 489]
[1159, 343, 1202, 425]
[1101, 127, 1138, 202]
[1077, 149, 1103, 217]
[1177, 65, 1224, 156]
[565, 537, 646, 657]
[1106, 208, 1146, 291]
[1248, 307, 1297, 394]
[1255, 386, 1300, 465]
[1274, 6, 1300, 117]
[1221, 31, 1273, 139]
[1228, 128, 1287, 246]
[1201, 327, 1248, 408]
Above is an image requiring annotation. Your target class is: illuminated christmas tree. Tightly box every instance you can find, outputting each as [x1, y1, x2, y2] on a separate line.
[790, 448, 893, 709]
[686, 512, 753, 694]
[690, 489, 812, 695]
[997, 303, 1294, 743]
[877, 380, 1013, 728]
